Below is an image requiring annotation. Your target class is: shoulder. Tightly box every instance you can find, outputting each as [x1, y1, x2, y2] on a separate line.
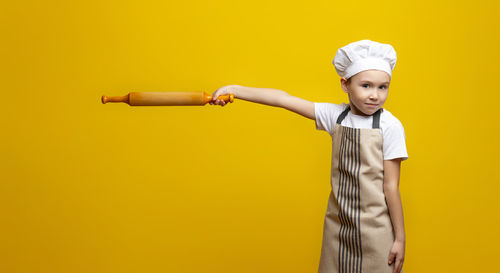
[314, 102, 348, 116]
[314, 102, 346, 111]
[380, 108, 409, 161]
[313, 102, 348, 134]
[380, 108, 407, 140]
[380, 108, 405, 130]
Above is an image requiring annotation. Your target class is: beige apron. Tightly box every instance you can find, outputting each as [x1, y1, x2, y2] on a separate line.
[318, 105, 401, 273]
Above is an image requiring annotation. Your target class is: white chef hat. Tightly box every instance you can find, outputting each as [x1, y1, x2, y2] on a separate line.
[333, 39, 397, 80]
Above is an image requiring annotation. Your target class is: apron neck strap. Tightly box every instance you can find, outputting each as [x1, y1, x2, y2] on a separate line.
[336, 105, 382, 129]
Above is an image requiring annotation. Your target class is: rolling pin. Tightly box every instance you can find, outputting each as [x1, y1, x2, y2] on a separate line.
[101, 92, 234, 106]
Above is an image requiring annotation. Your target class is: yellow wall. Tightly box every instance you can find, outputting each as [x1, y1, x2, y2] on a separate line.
[1, 1, 498, 272]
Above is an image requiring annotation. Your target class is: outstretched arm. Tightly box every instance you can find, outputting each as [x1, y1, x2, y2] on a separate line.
[211, 85, 316, 120]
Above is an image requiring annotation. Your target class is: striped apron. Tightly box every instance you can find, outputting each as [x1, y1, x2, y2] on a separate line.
[318, 105, 401, 273]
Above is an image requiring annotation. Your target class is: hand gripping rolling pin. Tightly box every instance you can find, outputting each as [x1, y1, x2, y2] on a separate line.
[101, 92, 234, 106]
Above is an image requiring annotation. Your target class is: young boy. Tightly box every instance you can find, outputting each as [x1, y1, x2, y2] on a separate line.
[210, 39, 407, 273]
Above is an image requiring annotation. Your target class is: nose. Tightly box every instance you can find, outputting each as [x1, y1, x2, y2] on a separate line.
[369, 89, 378, 100]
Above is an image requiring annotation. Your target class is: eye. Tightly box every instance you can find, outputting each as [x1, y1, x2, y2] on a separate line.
[362, 84, 369, 88]
[379, 85, 387, 90]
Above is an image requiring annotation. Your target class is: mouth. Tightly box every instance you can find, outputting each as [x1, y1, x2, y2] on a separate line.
[365, 103, 378, 107]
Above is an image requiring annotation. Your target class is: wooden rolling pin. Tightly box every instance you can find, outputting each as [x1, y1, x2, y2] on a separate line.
[101, 92, 234, 106]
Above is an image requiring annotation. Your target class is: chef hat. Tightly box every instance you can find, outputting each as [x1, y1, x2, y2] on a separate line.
[333, 39, 397, 80]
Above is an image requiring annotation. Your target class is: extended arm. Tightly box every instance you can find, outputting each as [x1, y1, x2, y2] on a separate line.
[211, 85, 316, 120]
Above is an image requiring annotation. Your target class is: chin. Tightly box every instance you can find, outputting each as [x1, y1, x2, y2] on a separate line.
[363, 108, 379, 115]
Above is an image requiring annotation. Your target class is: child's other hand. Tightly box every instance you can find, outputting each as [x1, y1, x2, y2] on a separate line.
[388, 239, 405, 273]
[209, 85, 240, 106]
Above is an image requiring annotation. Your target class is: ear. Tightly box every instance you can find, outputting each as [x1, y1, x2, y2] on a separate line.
[340, 77, 349, 93]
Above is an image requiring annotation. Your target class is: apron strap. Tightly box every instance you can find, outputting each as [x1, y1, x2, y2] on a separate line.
[372, 108, 382, 129]
[336, 106, 351, 124]
[336, 105, 382, 129]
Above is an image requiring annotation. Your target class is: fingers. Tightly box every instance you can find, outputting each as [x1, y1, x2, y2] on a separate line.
[388, 242, 404, 273]
[211, 88, 221, 103]
[208, 97, 226, 106]
[392, 256, 404, 273]
[394, 258, 403, 273]
[388, 252, 395, 265]
[210, 86, 229, 106]
[209, 97, 226, 106]
[210, 92, 219, 104]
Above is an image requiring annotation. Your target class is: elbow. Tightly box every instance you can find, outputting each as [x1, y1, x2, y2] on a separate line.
[275, 90, 290, 108]
[383, 183, 400, 193]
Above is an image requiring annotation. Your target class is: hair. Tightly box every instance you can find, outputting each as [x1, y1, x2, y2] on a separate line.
[345, 71, 392, 86]
[344, 77, 352, 88]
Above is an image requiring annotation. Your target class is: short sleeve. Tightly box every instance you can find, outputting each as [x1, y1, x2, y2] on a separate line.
[383, 118, 409, 161]
[314, 102, 344, 135]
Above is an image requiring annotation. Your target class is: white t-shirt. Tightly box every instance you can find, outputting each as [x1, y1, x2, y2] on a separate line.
[314, 102, 408, 161]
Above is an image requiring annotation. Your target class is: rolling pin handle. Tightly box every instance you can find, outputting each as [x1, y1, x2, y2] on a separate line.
[204, 92, 235, 105]
[214, 93, 234, 103]
[101, 94, 130, 104]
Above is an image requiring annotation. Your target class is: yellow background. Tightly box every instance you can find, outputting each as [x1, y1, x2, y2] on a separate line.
[1, 1, 499, 272]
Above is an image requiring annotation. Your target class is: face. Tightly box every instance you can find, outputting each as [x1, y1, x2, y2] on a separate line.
[340, 70, 391, 116]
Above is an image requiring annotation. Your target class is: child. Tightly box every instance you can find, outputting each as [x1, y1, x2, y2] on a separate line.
[210, 39, 407, 273]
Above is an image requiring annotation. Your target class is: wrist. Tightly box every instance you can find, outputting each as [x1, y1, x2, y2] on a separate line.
[231, 85, 243, 98]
